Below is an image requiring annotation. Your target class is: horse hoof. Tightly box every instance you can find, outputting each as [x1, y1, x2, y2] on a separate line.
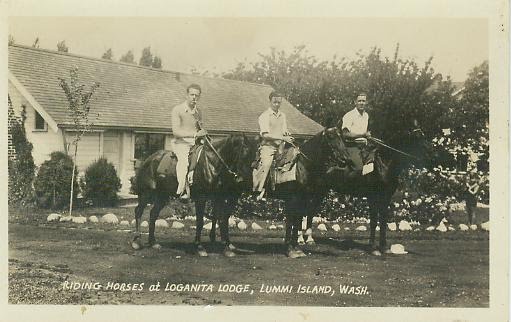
[371, 250, 382, 256]
[295, 248, 307, 257]
[287, 249, 301, 259]
[223, 249, 236, 257]
[151, 243, 162, 250]
[306, 240, 316, 246]
[196, 245, 208, 257]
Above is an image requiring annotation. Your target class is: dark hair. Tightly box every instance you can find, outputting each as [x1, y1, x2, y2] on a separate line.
[356, 92, 367, 99]
[187, 83, 202, 94]
[269, 90, 283, 101]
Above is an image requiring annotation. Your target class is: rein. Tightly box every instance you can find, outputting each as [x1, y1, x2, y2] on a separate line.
[193, 110, 240, 179]
[203, 136, 240, 179]
[369, 137, 418, 160]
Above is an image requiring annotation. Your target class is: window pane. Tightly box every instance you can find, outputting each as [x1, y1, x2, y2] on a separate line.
[134, 133, 165, 160]
[35, 111, 45, 130]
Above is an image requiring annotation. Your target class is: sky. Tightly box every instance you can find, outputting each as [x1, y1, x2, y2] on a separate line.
[8, 17, 488, 82]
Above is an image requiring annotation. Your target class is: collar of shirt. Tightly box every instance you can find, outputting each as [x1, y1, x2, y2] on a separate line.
[351, 107, 367, 118]
[184, 102, 199, 114]
[267, 108, 283, 118]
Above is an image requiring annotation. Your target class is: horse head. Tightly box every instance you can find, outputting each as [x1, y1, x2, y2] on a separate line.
[393, 122, 433, 170]
[223, 134, 257, 187]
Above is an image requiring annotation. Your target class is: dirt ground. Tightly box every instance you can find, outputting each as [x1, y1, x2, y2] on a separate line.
[8, 206, 489, 307]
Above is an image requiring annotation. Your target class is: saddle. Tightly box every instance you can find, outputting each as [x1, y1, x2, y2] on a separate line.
[156, 150, 178, 177]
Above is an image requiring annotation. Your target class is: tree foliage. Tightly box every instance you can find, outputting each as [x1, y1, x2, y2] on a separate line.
[8, 34, 15, 46]
[102, 48, 113, 60]
[152, 55, 162, 69]
[120, 50, 135, 64]
[57, 40, 69, 52]
[8, 96, 36, 207]
[453, 61, 489, 141]
[80, 158, 122, 207]
[139, 46, 153, 67]
[34, 152, 79, 209]
[223, 45, 461, 142]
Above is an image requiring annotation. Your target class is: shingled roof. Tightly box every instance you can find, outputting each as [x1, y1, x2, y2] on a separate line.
[8, 45, 323, 136]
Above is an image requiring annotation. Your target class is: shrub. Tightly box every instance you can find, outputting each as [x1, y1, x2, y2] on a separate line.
[34, 151, 79, 209]
[80, 158, 122, 207]
[8, 102, 36, 207]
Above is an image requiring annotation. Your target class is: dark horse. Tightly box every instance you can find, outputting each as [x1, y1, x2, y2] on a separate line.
[206, 128, 349, 258]
[131, 134, 256, 256]
[303, 126, 431, 256]
[269, 128, 349, 258]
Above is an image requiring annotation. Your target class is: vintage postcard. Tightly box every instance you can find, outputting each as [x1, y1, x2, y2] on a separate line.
[1, 0, 508, 321]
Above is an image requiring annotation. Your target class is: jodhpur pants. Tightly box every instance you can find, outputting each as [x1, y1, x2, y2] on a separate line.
[252, 145, 277, 192]
[171, 138, 194, 195]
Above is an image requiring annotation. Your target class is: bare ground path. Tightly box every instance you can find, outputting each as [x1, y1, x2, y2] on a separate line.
[9, 220, 488, 306]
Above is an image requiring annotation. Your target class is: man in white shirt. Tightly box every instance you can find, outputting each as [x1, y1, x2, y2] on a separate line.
[253, 91, 293, 199]
[340, 93, 373, 173]
[341, 93, 371, 140]
[170, 84, 207, 199]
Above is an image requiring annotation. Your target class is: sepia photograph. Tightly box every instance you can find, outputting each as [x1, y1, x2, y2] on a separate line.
[2, 0, 508, 321]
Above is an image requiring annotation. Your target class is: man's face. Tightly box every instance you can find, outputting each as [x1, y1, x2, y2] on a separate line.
[355, 95, 367, 113]
[270, 96, 283, 111]
[187, 88, 201, 108]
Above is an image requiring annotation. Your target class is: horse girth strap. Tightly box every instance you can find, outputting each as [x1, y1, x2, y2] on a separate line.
[368, 137, 418, 160]
[203, 136, 239, 178]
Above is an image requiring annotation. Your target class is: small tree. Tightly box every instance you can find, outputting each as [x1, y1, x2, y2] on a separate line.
[58, 67, 99, 215]
[139, 46, 153, 67]
[8, 35, 15, 46]
[102, 48, 113, 60]
[32, 37, 40, 48]
[120, 50, 135, 64]
[152, 56, 162, 69]
[57, 40, 69, 53]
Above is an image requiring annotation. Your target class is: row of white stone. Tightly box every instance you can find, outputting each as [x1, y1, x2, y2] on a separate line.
[46, 213, 489, 232]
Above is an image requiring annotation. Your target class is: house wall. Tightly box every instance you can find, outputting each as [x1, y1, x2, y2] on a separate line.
[8, 82, 64, 166]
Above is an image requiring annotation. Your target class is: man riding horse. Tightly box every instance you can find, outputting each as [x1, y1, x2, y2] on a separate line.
[252, 90, 295, 201]
[165, 83, 207, 200]
[339, 92, 376, 176]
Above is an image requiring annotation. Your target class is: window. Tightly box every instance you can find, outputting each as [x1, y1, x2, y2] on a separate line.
[34, 111, 46, 130]
[134, 133, 165, 160]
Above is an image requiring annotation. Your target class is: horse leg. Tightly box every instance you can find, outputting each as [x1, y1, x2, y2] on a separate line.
[132, 193, 148, 250]
[209, 216, 217, 243]
[148, 193, 168, 249]
[368, 197, 380, 255]
[293, 214, 307, 257]
[221, 198, 238, 257]
[194, 198, 208, 257]
[379, 200, 390, 254]
[305, 196, 321, 245]
[297, 217, 306, 245]
[285, 198, 304, 259]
